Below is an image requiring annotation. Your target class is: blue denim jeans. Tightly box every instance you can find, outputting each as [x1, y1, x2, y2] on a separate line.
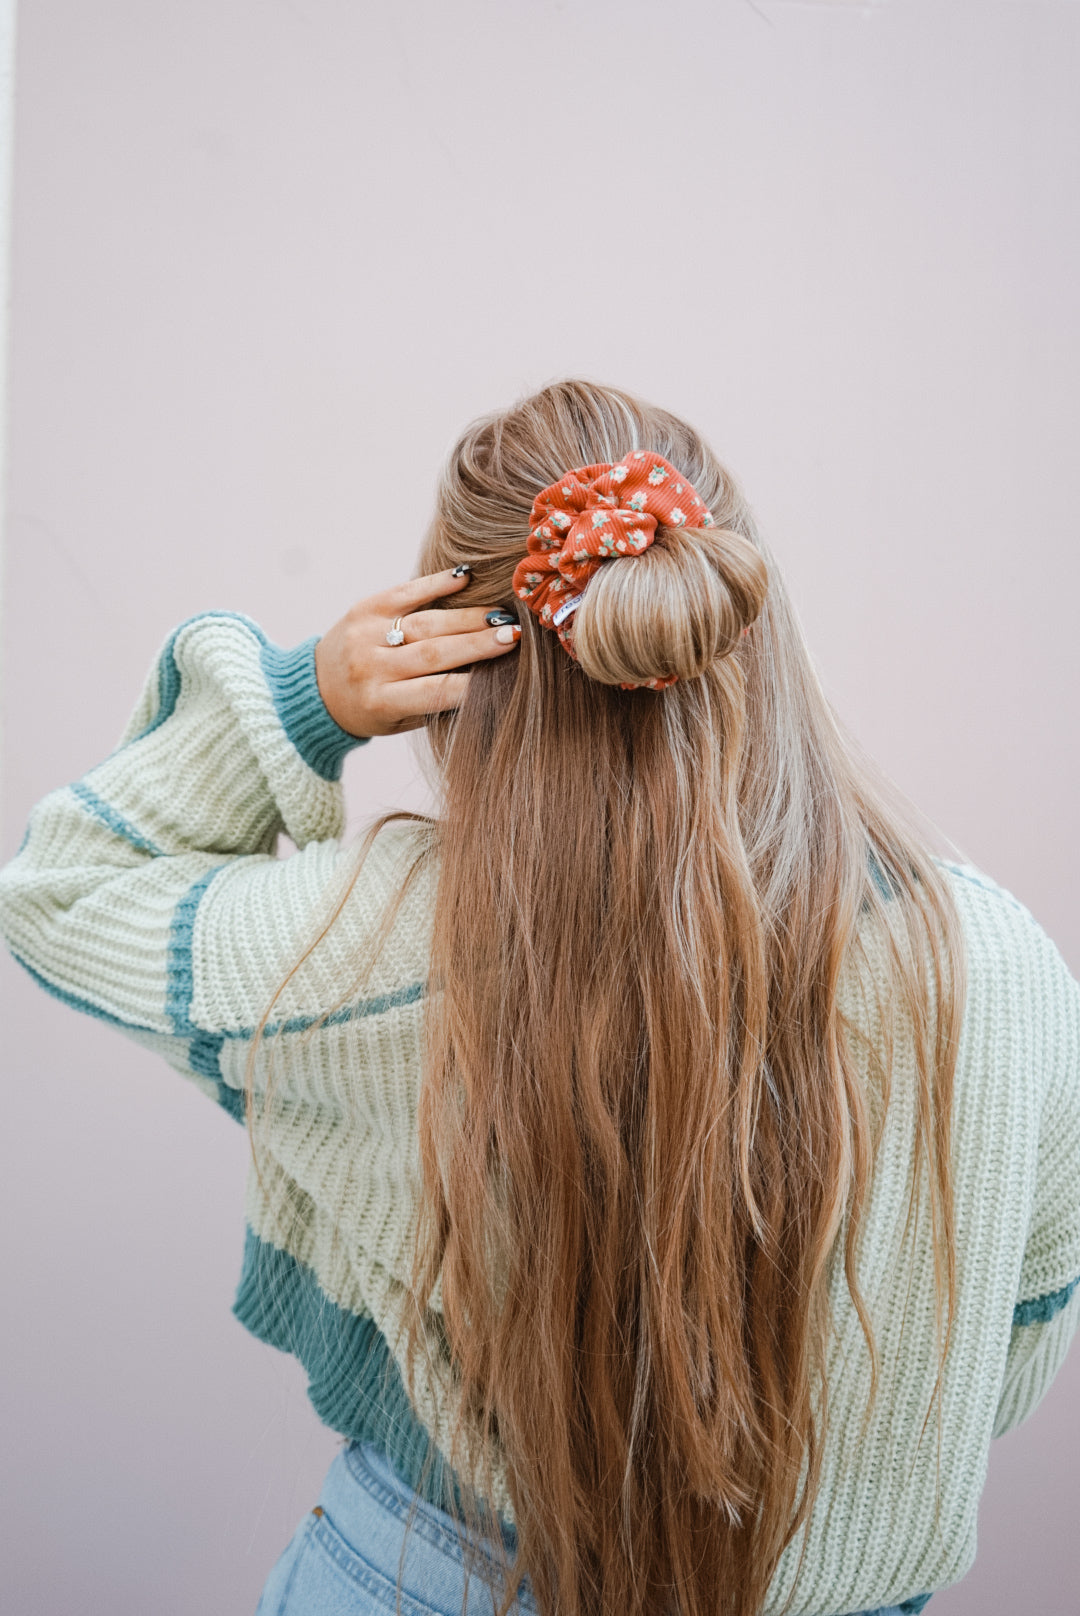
[255, 1440, 931, 1616]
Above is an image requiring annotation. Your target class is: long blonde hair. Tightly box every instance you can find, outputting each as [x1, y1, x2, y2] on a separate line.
[257, 379, 966, 1616]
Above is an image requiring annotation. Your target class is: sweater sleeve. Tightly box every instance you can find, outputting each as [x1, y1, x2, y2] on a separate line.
[993, 926, 1080, 1436]
[0, 610, 381, 1119]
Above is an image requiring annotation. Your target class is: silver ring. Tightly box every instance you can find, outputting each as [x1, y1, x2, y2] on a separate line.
[385, 616, 406, 647]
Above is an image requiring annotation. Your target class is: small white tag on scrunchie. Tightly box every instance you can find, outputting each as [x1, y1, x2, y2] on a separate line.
[551, 592, 586, 629]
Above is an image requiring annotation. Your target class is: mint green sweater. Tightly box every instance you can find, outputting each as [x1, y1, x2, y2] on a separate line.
[1, 610, 1078, 1613]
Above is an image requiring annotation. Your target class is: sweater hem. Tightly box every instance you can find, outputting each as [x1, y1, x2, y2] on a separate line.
[232, 1225, 509, 1530]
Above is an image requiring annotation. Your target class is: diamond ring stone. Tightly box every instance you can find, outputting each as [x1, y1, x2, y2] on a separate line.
[385, 617, 406, 647]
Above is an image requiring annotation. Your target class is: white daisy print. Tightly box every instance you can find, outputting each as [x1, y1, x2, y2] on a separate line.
[669, 507, 687, 526]
[610, 465, 628, 483]
[551, 511, 571, 529]
[628, 492, 647, 511]
[647, 466, 668, 486]
[591, 510, 610, 527]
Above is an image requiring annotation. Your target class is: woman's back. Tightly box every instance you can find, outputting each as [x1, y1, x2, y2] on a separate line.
[221, 803, 1080, 1610]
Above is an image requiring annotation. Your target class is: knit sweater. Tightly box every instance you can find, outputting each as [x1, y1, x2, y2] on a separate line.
[1, 609, 1078, 1614]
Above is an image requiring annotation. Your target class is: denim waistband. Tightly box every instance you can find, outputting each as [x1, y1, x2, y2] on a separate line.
[332, 1442, 929, 1616]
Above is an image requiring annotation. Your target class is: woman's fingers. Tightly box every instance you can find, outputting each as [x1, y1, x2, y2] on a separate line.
[396, 606, 506, 641]
[374, 567, 473, 620]
[382, 623, 520, 680]
[381, 671, 472, 730]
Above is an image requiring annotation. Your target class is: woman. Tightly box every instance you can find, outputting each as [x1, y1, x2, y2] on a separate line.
[1, 379, 1077, 1616]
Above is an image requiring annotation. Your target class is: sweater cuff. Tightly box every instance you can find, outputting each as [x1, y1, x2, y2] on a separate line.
[260, 635, 370, 782]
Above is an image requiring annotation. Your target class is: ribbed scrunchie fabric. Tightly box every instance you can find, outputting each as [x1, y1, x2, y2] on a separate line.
[511, 450, 716, 690]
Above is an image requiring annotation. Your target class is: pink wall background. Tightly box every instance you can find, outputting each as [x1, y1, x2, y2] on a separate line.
[2, 2, 1078, 1611]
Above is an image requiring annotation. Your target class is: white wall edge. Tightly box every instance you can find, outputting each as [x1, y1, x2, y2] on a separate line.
[0, 0, 16, 839]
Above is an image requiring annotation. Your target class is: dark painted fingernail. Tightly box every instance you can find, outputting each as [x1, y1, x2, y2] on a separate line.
[485, 609, 516, 626]
[451, 563, 472, 577]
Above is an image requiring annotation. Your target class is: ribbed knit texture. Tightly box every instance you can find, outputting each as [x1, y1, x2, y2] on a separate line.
[1, 610, 1077, 1615]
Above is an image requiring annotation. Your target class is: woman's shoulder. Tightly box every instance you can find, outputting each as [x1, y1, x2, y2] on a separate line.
[841, 856, 1078, 1101]
[932, 859, 1080, 1119]
[935, 856, 1078, 1007]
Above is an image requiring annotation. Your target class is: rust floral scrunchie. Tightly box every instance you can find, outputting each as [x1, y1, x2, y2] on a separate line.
[511, 451, 717, 691]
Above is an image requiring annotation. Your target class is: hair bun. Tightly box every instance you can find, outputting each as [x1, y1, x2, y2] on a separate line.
[569, 525, 768, 689]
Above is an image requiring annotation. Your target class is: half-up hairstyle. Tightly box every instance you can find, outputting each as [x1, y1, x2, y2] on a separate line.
[270, 379, 967, 1616]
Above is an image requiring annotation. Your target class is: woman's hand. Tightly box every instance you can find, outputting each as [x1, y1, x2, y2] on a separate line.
[313, 567, 521, 738]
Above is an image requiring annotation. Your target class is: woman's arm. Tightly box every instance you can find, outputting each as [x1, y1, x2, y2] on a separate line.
[0, 572, 519, 1114]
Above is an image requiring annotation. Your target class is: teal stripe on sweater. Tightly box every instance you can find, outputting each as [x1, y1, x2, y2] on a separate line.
[221, 978, 427, 1041]
[165, 865, 247, 1121]
[127, 611, 367, 780]
[70, 781, 164, 856]
[165, 866, 226, 1037]
[1013, 1275, 1080, 1328]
